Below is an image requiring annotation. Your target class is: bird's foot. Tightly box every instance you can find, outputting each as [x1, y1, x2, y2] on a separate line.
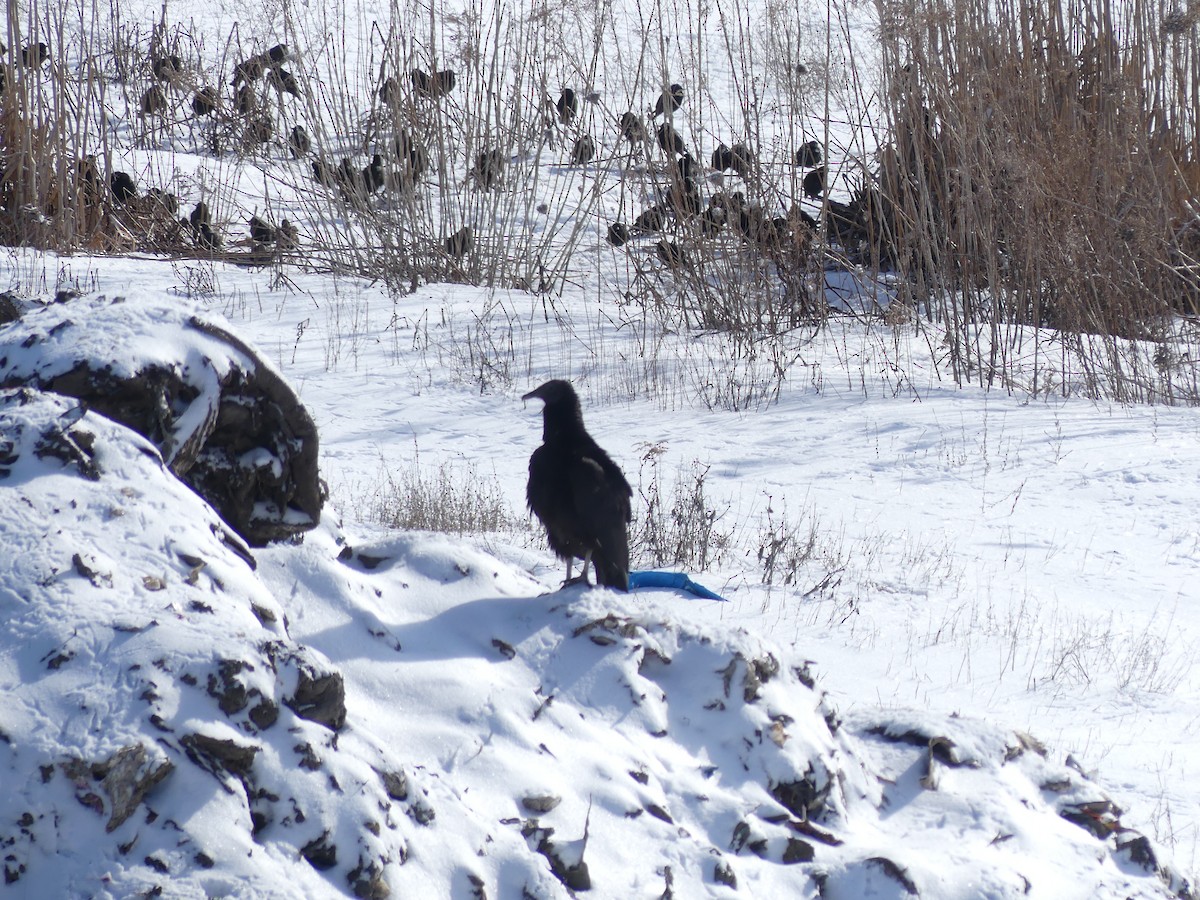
[560, 574, 592, 589]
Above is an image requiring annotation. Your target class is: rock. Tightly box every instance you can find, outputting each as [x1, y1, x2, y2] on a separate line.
[207, 659, 250, 715]
[301, 831, 338, 870]
[0, 294, 323, 546]
[96, 744, 175, 832]
[713, 858, 737, 888]
[180, 732, 259, 784]
[264, 642, 347, 731]
[781, 837, 813, 864]
[521, 794, 562, 814]
[0, 291, 21, 325]
[348, 856, 390, 899]
[377, 769, 408, 801]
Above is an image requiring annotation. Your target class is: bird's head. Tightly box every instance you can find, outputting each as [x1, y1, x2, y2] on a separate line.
[522, 379, 578, 408]
[522, 380, 582, 436]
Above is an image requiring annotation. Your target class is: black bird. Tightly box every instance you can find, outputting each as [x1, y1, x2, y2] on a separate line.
[379, 76, 399, 106]
[711, 143, 734, 172]
[555, 88, 578, 125]
[235, 83, 257, 115]
[434, 69, 456, 96]
[145, 188, 178, 216]
[140, 86, 167, 115]
[472, 149, 504, 190]
[618, 111, 647, 144]
[195, 221, 222, 250]
[655, 239, 689, 269]
[401, 135, 429, 181]
[277, 218, 299, 250]
[20, 42, 49, 68]
[312, 158, 336, 188]
[569, 135, 595, 165]
[414, 68, 456, 98]
[606, 222, 629, 246]
[698, 204, 726, 236]
[802, 165, 827, 199]
[337, 157, 366, 199]
[656, 121, 687, 156]
[267, 66, 300, 97]
[411, 68, 432, 95]
[243, 115, 273, 146]
[632, 205, 666, 233]
[729, 143, 754, 178]
[151, 54, 183, 83]
[674, 152, 698, 182]
[795, 140, 822, 168]
[232, 55, 265, 86]
[633, 204, 672, 232]
[669, 174, 701, 218]
[110, 171, 138, 203]
[523, 379, 632, 591]
[249, 215, 276, 245]
[363, 153, 386, 194]
[192, 87, 218, 117]
[289, 124, 310, 158]
[189, 201, 211, 230]
[652, 82, 683, 118]
[445, 225, 473, 259]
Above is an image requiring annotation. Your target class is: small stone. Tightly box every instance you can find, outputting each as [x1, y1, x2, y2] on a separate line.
[521, 795, 561, 814]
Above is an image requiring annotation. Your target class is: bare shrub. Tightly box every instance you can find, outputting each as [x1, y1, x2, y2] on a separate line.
[630, 442, 734, 570]
[363, 452, 522, 535]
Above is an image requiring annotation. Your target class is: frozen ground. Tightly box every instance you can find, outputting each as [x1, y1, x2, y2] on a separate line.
[1, 0, 1198, 894]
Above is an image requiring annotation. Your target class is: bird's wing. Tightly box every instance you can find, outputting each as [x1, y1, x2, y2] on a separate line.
[569, 453, 631, 589]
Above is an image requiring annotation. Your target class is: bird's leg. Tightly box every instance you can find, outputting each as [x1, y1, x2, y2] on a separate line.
[561, 553, 592, 588]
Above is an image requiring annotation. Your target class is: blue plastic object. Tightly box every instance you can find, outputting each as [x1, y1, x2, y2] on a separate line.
[628, 570, 727, 601]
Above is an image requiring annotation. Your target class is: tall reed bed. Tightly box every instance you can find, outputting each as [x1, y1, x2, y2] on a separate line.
[872, 0, 1200, 401]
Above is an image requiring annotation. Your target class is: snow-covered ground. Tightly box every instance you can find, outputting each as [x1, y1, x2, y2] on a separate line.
[1, 0, 1199, 895]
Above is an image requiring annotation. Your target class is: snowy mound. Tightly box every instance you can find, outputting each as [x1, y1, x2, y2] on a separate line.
[0, 293, 322, 545]
[0, 382, 1190, 897]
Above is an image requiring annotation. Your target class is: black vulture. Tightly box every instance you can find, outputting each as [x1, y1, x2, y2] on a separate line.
[445, 225, 473, 259]
[618, 111, 647, 144]
[110, 171, 138, 203]
[802, 166, 827, 199]
[569, 134, 595, 165]
[652, 82, 684, 118]
[607, 221, 630, 246]
[248, 215, 276, 245]
[192, 86, 218, 117]
[556, 87, 578, 125]
[795, 139, 822, 168]
[151, 54, 183, 82]
[289, 124, 311, 158]
[523, 380, 632, 591]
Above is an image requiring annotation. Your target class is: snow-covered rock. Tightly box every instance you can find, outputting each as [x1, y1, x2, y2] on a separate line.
[0, 292, 322, 545]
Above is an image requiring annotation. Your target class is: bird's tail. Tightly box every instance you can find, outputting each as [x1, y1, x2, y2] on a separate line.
[593, 540, 629, 592]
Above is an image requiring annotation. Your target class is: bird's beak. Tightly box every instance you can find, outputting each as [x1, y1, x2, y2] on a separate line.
[521, 387, 540, 402]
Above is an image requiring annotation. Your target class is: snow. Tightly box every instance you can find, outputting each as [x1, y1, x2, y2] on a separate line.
[0, 0, 1199, 895]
